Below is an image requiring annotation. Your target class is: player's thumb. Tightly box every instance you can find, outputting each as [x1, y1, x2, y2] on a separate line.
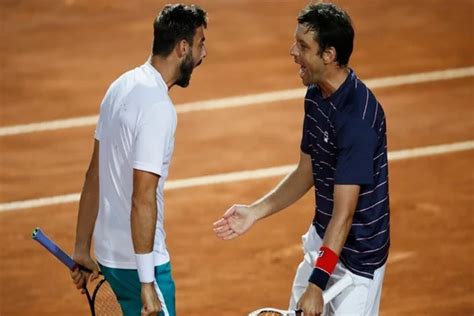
[90, 267, 100, 281]
[222, 204, 238, 218]
[141, 305, 158, 316]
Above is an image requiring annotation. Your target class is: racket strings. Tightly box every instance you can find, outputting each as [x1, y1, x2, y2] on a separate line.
[88, 278, 122, 315]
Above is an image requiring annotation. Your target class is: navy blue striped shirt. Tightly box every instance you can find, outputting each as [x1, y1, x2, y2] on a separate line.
[301, 70, 390, 279]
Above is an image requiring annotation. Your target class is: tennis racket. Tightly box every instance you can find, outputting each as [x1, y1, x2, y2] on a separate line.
[248, 272, 353, 316]
[32, 227, 122, 316]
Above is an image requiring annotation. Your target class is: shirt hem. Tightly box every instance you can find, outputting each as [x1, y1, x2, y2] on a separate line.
[96, 254, 170, 270]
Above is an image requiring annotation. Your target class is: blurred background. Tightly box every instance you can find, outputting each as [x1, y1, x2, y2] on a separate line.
[1, 1, 473, 315]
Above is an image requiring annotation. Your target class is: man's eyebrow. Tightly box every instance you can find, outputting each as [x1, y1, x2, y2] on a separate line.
[297, 38, 308, 45]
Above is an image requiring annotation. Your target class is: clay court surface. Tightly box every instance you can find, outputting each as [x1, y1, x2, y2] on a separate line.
[1, 0, 473, 315]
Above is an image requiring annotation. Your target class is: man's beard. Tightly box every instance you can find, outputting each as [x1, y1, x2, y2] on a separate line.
[175, 51, 195, 88]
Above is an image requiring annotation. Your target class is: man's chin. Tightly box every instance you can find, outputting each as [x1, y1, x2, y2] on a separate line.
[176, 80, 190, 88]
[301, 78, 311, 87]
[175, 75, 192, 88]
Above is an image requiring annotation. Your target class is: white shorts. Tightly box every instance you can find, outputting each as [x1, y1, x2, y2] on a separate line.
[289, 225, 386, 316]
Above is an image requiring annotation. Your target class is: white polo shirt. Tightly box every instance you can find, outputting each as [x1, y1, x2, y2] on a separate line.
[93, 61, 177, 269]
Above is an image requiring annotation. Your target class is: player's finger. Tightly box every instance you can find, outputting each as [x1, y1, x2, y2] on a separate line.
[71, 270, 83, 283]
[141, 306, 149, 316]
[215, 231, 232, 239]
[141, 305, 158, 316]
[70, 266, 83, 278]
[76, 275, 87, 290]
[213, 222, 230, 232]
[212, 218, 227, 227]
[81, 271, 91, 285]
[216, 229, 235, 239]
[90, 269, 100, 281]
[223, 232, 239, 240]
[215, 230, 231, 238]
[71, 272, 80, 284]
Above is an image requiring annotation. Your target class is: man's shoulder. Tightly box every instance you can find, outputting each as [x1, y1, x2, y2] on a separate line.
[104, 66, 174, 117]
[104, 66, 140, 97]
[120, 66, 171, 107]
[341, 75, 385, 123]
[349, 75, 380, 108]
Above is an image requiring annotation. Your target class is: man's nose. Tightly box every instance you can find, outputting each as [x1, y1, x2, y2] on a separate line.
[289, 42, 298, 56]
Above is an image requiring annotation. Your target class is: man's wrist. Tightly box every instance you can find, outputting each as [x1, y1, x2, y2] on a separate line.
[308, 246, 339, 290]
[250, 200, 271, 220]
[307, 281, 322, 291]
[308, 268, 330, 291]
[72, 246, 91, 258]
[141, 281, 155, 286]
[74, 240, 91, 253]
[135, 252, 155, 283]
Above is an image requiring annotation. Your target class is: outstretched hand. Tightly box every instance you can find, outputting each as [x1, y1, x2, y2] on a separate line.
[213, 204, 258, 240]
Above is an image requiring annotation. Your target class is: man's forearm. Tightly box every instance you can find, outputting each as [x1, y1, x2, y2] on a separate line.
[74, 174, 100, 253]
[130, 170, 159, 285]
[131, 199, 157, 253]
[131, 170, 159, 255]
[252, 165, 314, 220]
[322, 184, 360, 255]
[321, 213, 353, 255]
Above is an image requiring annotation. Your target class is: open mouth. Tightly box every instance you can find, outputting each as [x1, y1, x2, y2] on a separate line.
[294, 59, 306, 78]
[299, 65, 307, 78]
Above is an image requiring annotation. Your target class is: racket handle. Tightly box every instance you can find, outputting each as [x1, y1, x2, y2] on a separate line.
[32, 227, 79, 271]
[322, 272, 353, 303]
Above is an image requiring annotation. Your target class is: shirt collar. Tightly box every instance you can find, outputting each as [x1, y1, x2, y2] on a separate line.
[143, 60, 168, 91]
[314, 68, 356, 104]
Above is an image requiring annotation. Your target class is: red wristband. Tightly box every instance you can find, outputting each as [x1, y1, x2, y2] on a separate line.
[314, 246, 339, 274]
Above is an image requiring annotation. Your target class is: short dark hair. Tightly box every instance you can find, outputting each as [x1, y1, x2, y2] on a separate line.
[297, 3, 354, 67]
[152, 4, 208, 57]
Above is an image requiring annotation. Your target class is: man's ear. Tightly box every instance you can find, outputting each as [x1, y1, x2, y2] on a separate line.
[322, 47, 337, 64]
[175, 40, 190, 58]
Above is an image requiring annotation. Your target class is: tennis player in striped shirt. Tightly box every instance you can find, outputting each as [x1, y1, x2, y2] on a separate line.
[214, 3, 389, 315]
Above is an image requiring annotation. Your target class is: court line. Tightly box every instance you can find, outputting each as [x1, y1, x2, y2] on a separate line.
[387, 251, 416, 264]
[1, 66, 473, 137]
[0, 140, 472, 212]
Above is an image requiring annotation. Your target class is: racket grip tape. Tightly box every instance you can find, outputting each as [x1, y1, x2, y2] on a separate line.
[32, 227, 79, 271]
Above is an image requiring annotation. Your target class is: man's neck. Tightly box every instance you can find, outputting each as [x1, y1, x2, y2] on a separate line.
[318, 66, 350, 98]
[149, 55, 178, 90]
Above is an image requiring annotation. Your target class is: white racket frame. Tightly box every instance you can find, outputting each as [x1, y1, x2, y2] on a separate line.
[248, 272, 353, 316]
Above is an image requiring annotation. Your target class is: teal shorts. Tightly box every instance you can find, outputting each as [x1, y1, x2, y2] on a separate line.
[99, 262, 176, 316]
